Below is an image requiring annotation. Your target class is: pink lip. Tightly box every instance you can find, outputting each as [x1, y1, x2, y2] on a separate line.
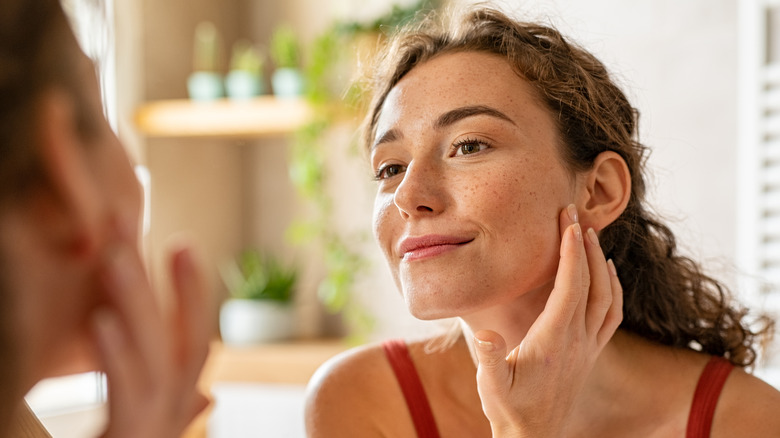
[398, 234, 474, 261]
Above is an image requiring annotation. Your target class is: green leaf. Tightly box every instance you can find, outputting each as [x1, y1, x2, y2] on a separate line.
[270, 24, 301, 68]
[222, 249, 297, 302]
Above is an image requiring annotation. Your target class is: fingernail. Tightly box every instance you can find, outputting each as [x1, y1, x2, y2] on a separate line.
[474, 337, 494, 350]
[567, 203, 579, 223]
[607, 259, 618, 276]
[587, 227, 599, 245]
[572, 223, 583, 242]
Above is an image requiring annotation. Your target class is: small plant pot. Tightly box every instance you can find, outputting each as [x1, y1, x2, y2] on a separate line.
[187, 71, 224, 101]
[225, 70, 265, 100]
[219, 298, 295, 346]
[271, 67, 305, 99]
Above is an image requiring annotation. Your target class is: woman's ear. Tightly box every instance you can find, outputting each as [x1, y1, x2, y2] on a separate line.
[32, 88, 101, 257]
[577, 151, 631, 231]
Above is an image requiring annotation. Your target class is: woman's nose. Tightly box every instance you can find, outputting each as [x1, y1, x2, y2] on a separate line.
[393, 161, 446, 219]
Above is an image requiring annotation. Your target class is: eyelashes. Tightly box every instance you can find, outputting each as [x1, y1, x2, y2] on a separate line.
[452, 137, 492, 156]
[374, 163, 406, 181]
[373, 136, 493, 181]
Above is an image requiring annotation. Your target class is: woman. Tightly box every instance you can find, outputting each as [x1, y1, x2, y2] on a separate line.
[305, 6, 780, 437]
[0, 0, 211, 436]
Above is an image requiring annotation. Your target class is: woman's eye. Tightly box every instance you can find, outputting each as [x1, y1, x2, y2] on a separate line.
[459, 142, 481, 154]
[454, 138, 490, 156]
[375, 164, 406, 180]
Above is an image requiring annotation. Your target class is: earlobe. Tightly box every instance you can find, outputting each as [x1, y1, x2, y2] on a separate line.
[578, 151, 631, 231]
[34, 89, 101, 257]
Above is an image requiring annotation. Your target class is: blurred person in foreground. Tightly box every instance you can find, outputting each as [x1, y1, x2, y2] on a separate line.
[0, 0, 212, 436]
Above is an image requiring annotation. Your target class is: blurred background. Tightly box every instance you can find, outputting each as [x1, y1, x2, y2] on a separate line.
[25, 0, 780, 436]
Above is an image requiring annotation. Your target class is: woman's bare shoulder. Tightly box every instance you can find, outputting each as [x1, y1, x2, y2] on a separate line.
[713, 367, 780, 437]
[304, 340, 415, 437]
[305, 341, 392, 402]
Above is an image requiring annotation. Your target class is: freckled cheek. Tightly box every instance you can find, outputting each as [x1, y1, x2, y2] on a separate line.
[459, 171, 527, 219]
[372, 194, 397, 260]
[464, 169, 559, 240]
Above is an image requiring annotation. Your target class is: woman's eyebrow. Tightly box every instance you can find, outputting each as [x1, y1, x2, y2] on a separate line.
[372, 105, 515, 150]
[372, 128, 401, 150]
[434, 105, 516, 129]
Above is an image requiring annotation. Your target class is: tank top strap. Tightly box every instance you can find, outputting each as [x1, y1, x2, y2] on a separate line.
[686, 356, 734, 438]
[382, 339, 441, 438]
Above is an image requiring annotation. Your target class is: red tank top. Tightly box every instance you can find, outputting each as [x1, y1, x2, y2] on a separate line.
[686, 356, 734, 437]
[382, 340, 733, 438]
[382, 339, 441, 438]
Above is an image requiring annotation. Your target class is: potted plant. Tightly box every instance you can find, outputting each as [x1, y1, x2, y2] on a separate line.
[225, 39, 265, 100]
[219, 250, 297, 345]
[187, 21, 224, 101]
[269, 24, 305, 98]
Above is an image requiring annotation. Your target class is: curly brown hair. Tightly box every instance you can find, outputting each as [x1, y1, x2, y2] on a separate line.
[362, 6, 774, 367]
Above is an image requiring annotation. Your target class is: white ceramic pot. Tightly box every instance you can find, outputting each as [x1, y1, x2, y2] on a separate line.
[271, 67, 305, 99]
[219, 299, 295, 346]
[187, 71, 224, 101]
[225, 70, 264, 100]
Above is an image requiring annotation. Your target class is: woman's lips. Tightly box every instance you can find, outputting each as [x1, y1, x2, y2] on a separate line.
[398, 234, 474, 262]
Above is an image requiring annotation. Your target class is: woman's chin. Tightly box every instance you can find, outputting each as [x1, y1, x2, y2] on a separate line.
[406, 299, 461, 321]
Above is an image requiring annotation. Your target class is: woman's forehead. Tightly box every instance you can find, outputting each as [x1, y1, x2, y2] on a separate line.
[374, 51, 555, 140]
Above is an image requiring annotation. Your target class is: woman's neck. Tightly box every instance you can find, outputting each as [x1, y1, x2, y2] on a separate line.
[459, 283, 552, 363]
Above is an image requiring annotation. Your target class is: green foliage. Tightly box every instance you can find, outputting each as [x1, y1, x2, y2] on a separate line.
[305, 30, 340, 105]
[193, 21, 220, 72]
[337, 0, 441, 34]
[270, 24, 301, 69]
[318, 239, 365, 312]
[289, 119, 328, 200]
[230, 39, 264, 74]
[286, 0, 441, 340]
[222, 250, 297, 302]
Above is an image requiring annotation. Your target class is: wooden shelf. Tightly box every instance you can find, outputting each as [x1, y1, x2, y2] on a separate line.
[200, 339, 347, 386]
[135, 96, 312, 138]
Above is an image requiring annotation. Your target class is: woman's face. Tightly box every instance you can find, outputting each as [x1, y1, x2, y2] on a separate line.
[14, 50, 142, 378]
[77, 54, 142, 240]
[371, 51, 581, 320]
[54, 52, 143, 373]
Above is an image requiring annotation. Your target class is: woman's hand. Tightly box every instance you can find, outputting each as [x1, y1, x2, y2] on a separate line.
[91, 231, 212, 438]
[473, 204, 623, 438]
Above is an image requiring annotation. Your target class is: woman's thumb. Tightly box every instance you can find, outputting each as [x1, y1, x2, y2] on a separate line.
[474, 330, 511, 390]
